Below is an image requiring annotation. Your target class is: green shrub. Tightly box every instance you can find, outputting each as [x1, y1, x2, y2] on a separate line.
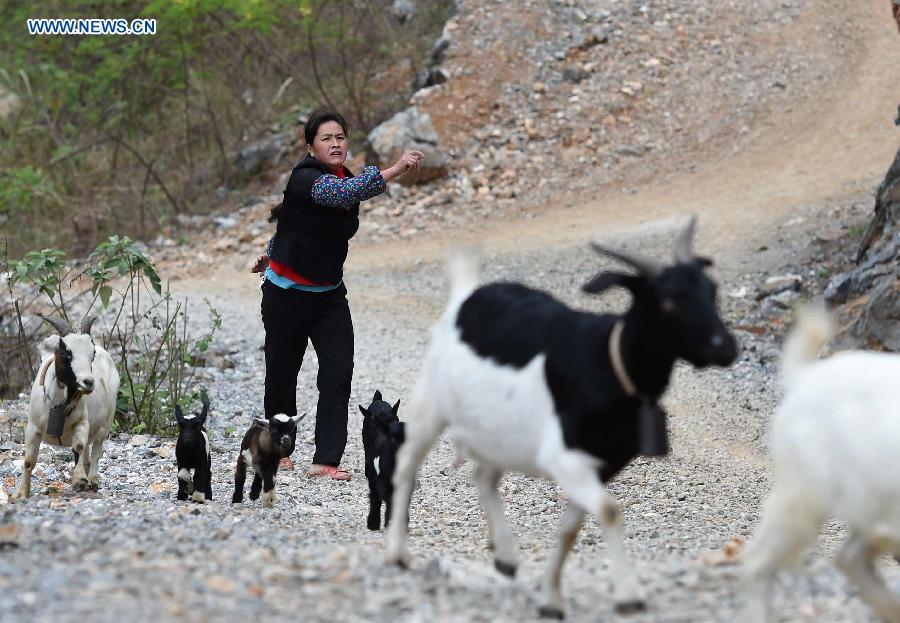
[6, 235, 221, 435]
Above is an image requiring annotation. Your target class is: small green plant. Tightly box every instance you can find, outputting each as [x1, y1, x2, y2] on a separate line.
[85, 235, 162, 307]
[114, 290, 221, 435]
[9, 248, 71, 319]
[847, 224, 865, 239]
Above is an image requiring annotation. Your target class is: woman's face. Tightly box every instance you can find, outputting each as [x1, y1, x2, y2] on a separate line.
[308, 120, 347, 170]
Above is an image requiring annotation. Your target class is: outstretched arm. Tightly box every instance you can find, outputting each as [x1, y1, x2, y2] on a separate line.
[311, 166, 387, 209]
[310, 149, 425, 209]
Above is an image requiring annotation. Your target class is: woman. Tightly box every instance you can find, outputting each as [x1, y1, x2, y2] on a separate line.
[252, 110, 423, 480]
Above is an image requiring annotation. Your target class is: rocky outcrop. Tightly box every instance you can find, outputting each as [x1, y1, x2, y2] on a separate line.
[367, 107, 448, 185]
[826, 148, 900, 350]
[234, 132, 290, 175]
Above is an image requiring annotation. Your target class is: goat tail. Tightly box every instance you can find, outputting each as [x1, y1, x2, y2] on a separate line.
[780, 302, 833, 388]
[447, 246, 481, 302]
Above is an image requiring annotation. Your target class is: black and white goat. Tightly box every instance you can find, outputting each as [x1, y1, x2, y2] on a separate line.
[232, 413, 304, 508]
[15, 315, 120, 498]
[743, 306, 900, 622]
[385, 218, 738, 618]
[175, 392, 212, 503]
[360, 390, 404, 530]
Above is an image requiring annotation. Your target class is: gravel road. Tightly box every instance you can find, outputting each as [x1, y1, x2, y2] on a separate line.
[1, 203, 894, 623]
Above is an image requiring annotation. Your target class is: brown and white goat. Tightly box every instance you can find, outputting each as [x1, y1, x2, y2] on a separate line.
[232, 414, 304, 508]
[15, 315, 120, 498]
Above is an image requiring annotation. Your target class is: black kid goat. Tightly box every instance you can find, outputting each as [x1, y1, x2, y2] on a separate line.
[232, 413, 304, 508]
[359, 390, 404, 530]
[175, 391, 212, 503]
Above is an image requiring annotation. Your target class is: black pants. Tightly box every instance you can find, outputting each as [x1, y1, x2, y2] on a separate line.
[261, 280, 354, 466]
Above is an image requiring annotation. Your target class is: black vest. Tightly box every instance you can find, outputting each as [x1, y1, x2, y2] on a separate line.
[269, 157, 360, 284]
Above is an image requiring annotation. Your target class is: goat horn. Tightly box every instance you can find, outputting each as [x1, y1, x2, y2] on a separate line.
[673, 215, 698, 264]
[589, 242, 662, 277]
[80, 315, 97, 335]
[38, 315, 73, 337]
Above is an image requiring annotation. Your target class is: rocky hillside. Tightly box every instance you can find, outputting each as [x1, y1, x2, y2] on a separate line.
[155, 0, 860, 258]
[144, 0, 899, 355]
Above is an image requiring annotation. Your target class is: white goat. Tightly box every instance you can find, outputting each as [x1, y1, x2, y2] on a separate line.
[386, 220, 738, 618]
[14, 316, 119, 498]
[744, 305, 900, 622]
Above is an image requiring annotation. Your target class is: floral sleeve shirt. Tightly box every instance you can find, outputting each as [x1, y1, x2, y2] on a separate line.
[310, 165, 386, 210]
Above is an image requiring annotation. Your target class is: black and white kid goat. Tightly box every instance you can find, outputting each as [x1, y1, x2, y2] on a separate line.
[15, 315, 119, 498]
[385, 217, 738, 619]
[232, 413, 304, 508]
[360, 390, 404, 530]
[175, 391, 212, 503]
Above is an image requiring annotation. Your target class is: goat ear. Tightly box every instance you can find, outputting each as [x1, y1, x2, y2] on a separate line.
[358, 405, 370, 418]
[582, 272, 642, 296]
[392, 399, 400, 417]
[253, 417, 270, 429]
[373, 390, 382, 402]
[291, 413, 306, 424]
[175, 405, 185, 424]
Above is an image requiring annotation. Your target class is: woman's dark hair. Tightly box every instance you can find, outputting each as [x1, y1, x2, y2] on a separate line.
[304, 110, 348, 146]
[269, 110, 349, 222]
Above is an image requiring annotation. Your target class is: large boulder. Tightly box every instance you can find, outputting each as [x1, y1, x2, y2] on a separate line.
[234, 132, 289, 175]
[367, 107, 448, 185]
[828, 147, 900, 350]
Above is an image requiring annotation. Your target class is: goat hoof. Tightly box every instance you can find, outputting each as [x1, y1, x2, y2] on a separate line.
[494, 559, 517, 578]
[614, 599, 646, 614]
[190, 491, 205, 503]
[88, 480, 99, 491]
[367, 518, 380, 531]
[385, 552, 411, 569]
[72, 478, 89, 491]
[537, 606, 565, 620]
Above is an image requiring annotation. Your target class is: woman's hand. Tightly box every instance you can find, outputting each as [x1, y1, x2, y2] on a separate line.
[381, 150, 425, 182]
[396, 150, 424, 172]
[250, 254, 269, 273]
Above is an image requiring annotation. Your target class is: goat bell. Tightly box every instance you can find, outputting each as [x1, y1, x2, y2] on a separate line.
[47, 403, 68, 439]
[638, 398, 668, 456]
